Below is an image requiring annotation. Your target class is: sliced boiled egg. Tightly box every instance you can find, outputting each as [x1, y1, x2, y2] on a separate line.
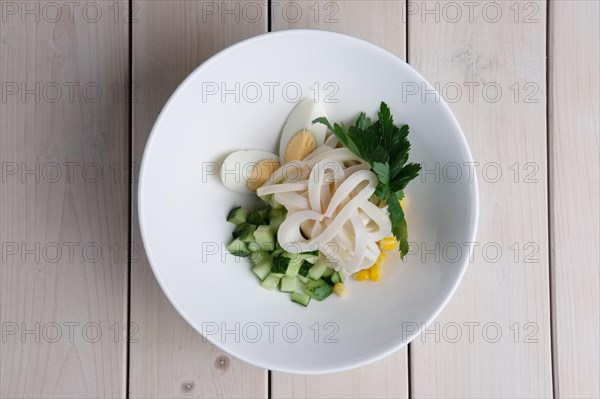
[278, 98, 328, 163]
[220, 150, 280, 194]
[284, 129, 316, 163]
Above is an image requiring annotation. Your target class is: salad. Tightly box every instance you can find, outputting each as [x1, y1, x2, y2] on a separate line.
[220, 99, 420, 307]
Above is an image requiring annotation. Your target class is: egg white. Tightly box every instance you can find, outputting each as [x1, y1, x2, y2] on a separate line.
[220, 150, 279, 193]
[278, 98, 328, 163]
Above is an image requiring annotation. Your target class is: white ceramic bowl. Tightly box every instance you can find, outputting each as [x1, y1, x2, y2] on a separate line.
[139, 30, 478, 374]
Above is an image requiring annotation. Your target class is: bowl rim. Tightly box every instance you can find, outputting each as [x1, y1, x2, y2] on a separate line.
[138, 29, 480, 374]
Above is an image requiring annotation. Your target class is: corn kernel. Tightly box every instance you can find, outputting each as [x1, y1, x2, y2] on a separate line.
[378, 237, 398, 251]
[369, 264, 381, 281]
[355, 269, 370, 281]
[374, 252, 387, 267]
[333, 282, 347, 296]
[400, 198, 406, 208]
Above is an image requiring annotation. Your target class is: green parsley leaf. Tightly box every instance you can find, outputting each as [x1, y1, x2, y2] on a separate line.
[313, 102, 421, 257]
[387, 192, 409, 258]
[390, 162, 421, 192]
[312, 117, 361, 157]
[373, 162, 390, 199]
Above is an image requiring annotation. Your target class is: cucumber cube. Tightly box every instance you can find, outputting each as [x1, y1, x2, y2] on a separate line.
[279, 276, 297, 292]
[259, 208, 271, 225]
[298, 260, 312, 278]
[227, 206, 247, 224]
[300, 253, 319, 264]
[252, 263, 271, 281]
[226, 238, 250, 257]
[254, 225, 276, 251]
[239, 224, 257, 243]
[322, 267, 335, 278]
[247, 242, 261, 252]
[271, 255, 290, 274]
[298, 275, 309, 284]
[302, 279, 333, 301]
[260, 274, 280, 291]
[250, 251, 270, 266]
[308, 262, 327, 280]
[291, 292, 311, 307]
[247, 210, 266, 225]
[269, 196, 284, 210]
[232, 223, 248, 239]
[331, 272, 341, 284]
[282, 253, 304, 277]
[269, 209, 286, 230]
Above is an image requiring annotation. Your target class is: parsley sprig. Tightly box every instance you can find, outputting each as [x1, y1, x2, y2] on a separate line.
[313, 102, 421, 258]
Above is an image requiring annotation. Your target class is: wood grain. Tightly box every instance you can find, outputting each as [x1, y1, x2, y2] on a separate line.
[548, 1, 600, 398]
[271, 2, 408, 398]
[408, 1, 553, 397]
[271, 0, 405, 57]
[129, 2, 267, 398]
[0, 1, 129, 397]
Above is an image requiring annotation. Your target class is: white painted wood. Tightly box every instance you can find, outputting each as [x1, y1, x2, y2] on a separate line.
[272, 2, 408, 397]
[0, 2, 129, 397]
[129, 2, 268, 397]
[3, 0, 596, 397]
[272, 0, 405, 57]
[549, 1, 600, 398]
[408, 1, 553, 397]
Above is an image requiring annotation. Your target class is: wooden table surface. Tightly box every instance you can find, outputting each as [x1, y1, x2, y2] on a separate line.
[1, 1, 598, 398]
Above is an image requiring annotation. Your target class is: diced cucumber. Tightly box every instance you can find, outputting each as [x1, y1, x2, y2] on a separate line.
[269, 209, 286, 230]
[254, 225, 276, 251]
[298, 275, 309, 284]
[275, 240, 283, 251]
[250, 250, 267, 264]
[300, 252, 319, 264]
[339, 272, 347, 283]
[291, 292, 311, 307]
[331, 272, 341, 284]
[271, 255, 290, 274]
[298, 260, 312, 278]
[308, 262, 327, 280]
[250, 251, 271, 268]
[227, 206, 247, 224]
[259, 207, 269, 224]
[247, 242, 261, 252]
[232, 222, 248, 239]
[271, 249, 284, 258]
[285, 258, 303, 277]
[247, 210, 265, 225]
[281, 253, 305, 277]
[252, 263, 271, 280]
[279, 276, 297, 292]
[302, 279, 333, 301]
[321, 273, 334, 286]
[284, 251, 319, 264]
[260, 274, 280, 290]
[322, 267, 335, 278]
[227, 238, 251, 257]
[239, 224, 257, 243]
[269, 196, 284, 210]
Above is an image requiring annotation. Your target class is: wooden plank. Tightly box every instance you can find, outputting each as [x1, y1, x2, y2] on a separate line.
[271, 2, 408, 398]
[272, 0, 405, 56]
[129, 2, 267, 398]
[408, 1, 553, 397]
[548, 1, 600, 398]
[0, 1, 129, 397]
